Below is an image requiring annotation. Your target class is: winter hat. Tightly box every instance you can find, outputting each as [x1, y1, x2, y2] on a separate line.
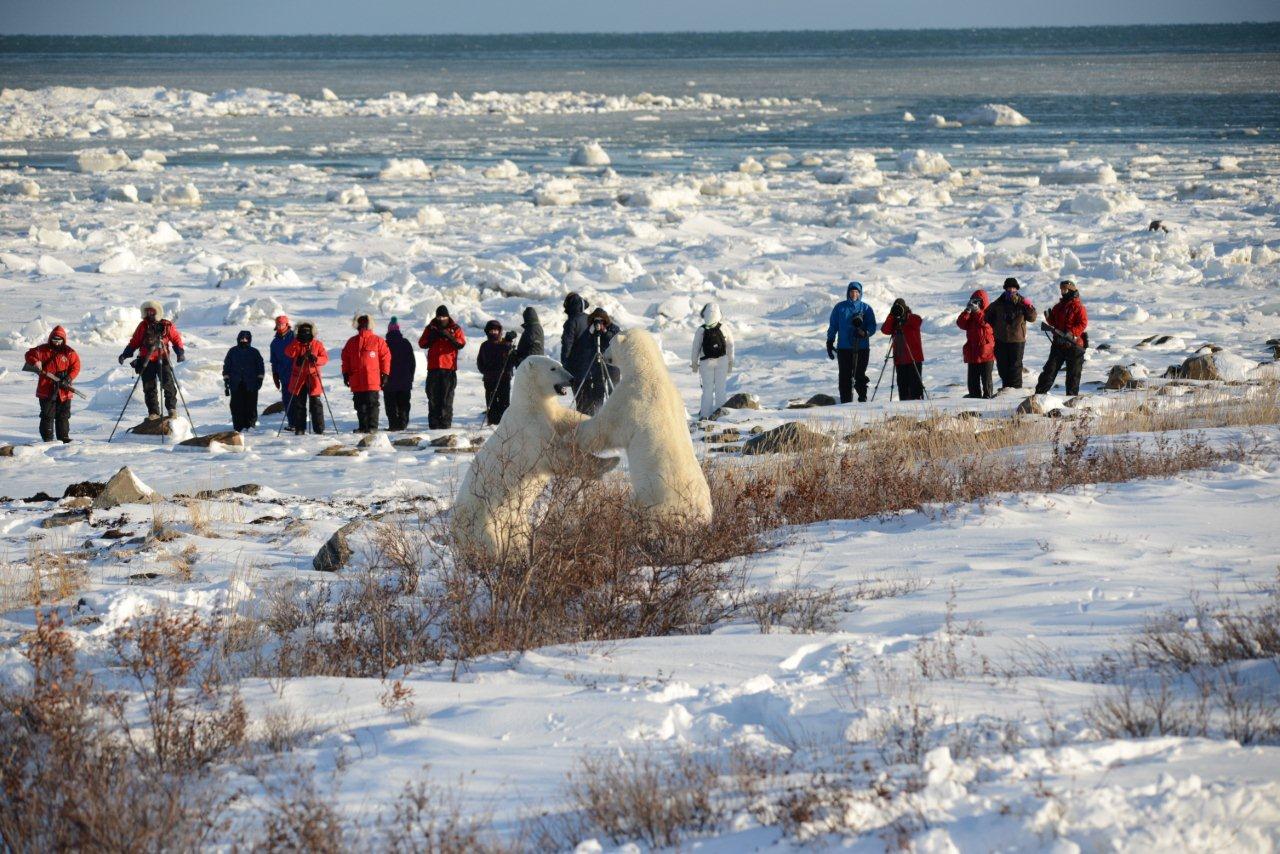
[1059, 280, 1078, 292]
[48, 326, 67, 345]
[588, 306, 611, 326]
[237, 329, 252, 344]
[140, 300, 164, 320]
[484, 320, 503, 334]
[522, 306, 540, 326]
[1003, 277, 1020, 290]
[701, 302, 722, 326]
[275, 314, 290, 333]
[435, 305, 450, 318]
[296, 321, 315, 340]
[387, 316, 400, 334]
[353, 313, 370, 330]
[846, 281, 863, 298]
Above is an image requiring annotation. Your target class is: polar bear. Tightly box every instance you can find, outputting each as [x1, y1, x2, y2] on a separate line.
[573, 329, 713, 525]
[451, 356, 618, 561]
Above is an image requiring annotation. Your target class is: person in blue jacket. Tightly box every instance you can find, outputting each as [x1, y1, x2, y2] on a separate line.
[269, 314, 295, 415]
[825, 281, 876, 403]
[222, 329, 266, 430]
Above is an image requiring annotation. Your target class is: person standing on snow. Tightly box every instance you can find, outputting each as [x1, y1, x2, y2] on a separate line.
[1035, 280, 1089, 397]
[957, 289, 997, 399]
[383, 316, 416, 431]
[222, 330, 265, 431]
[825, 281, 876, 403]
[511, 306, 544, 370]
[984, 277, 1037, 390]
[691, 302, 734, 419]
[341, 314, 392, 434]
[880, 298, 926, 401]
[419, 305, 466, 429]
[269, 315, 295, 414]
[560, 293, 590, 366]
[283, 321, 328, 434]
[569, 306, 620, 416]
[117, 300, 184, 420]
[23, 326, 80, 443]
[477, 320, 517, 425]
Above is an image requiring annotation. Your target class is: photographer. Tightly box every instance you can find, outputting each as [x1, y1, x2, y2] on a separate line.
[511, 306, 545, 370]
[825, 281, 876, 403]
[984, 277, 1037, 390]
[1035, 280, 1089, 397]
[560, 293, 589, 365]
[691, 301, 735, 419]
[340, 314, 392, 434]
[418, 305, 467, 429]
[880, 298, 925, 401]
[568, 306, 620, 415]
[282, 321, 329, 434]
[222, 329, 265, 431]
[956, 289, 996, 399]
[477, 319, 518, 425]
[24, 325, 81, 443]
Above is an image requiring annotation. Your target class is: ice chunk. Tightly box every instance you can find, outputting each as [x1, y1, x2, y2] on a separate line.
[481, 159, 520, 180]
[73, 147, 131, 172]
[532, 178, 580, 206]
[97, 248, 139, 274]
[37, 255, 74, 276]
[378, 158, 434, 180]
[0, 179, 39, 198]
[699, 174, 767, 197]
[897, 149, 952, 176]
[327, 185, 368, 207]
[958, 103, 1031, 126]
[1042, 159, 1118, 185]
[569, 141, 610, 167]
[1066, 190, 1143, 215]
[737, 156, 764, 174]
[157, 182, 202, 206]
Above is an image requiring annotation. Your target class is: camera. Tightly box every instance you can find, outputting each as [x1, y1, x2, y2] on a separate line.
[851, 314, 863, 328]
[966, 300, 980, 313]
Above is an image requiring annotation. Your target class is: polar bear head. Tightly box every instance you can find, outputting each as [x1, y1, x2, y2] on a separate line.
[512, 355, 576, 399]
[602, 329, 663, 380]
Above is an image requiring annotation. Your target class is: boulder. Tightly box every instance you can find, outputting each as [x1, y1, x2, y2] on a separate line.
[194, 483, 261, 499]
[1103, 366, 1141, 390]
[317, 445, 361, 457]
[429, 433, 466, 448]
[0, 446, 14, 457]
[261, 401, 286, 416]
[788, 393, 837, 409]
[741, 422, 835, 455]
[1180, 354, 1221, 381]
[93, 466, 157, 510]
[393, 436, 424, 448]
[178, 431, 243, 449]
[1016, 395, 1049, 415]
[41, 509, 89, 529]
[313, 519, 362, 573]
[129, 417, 175, 436]
[63, 480, 106, 499]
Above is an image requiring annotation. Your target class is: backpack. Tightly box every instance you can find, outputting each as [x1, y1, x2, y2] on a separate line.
[701, 324, 727, 360]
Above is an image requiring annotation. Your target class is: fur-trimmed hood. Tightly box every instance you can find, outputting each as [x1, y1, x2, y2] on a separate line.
[140, 300, 165, 320]
[351, 313, 372, 330]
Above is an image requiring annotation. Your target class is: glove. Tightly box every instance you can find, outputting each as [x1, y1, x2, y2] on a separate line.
[22, 362, 39, 374]
[691, 364, 699, 374]
[307, 354, 317, 364]
[175, 351, 185, 363]
[504, 331, 517, 343]
[223, 381, 231, 397]
[826, 341, 836, 360]
[380, 374, 389, 388]
[851, 314, 863, 328]
[1040, 322, 1051, 332]
[342, 374, 350, 387]
[118, 353, 128, 365]
[273, 374, 281, 389]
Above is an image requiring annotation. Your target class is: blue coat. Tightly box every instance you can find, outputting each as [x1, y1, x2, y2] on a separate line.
[223, 332, 266, 390]
[827, 296, 876, 351]
[270, 329, 295, 387]
[384, 328, 417, 392]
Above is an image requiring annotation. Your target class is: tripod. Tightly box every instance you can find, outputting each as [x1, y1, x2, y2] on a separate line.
[161, 353, 199, 433]
[871, 325, 929, 403]
[571, 334, 615, 412]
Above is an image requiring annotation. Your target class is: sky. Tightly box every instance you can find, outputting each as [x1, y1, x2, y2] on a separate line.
[2, 0, 1278, 35]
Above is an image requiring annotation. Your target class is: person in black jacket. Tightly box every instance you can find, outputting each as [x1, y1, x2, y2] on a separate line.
[512, 306, 545, 370]
[568, 307, 620, 415]
[222, 329, 265, 431]
[560, 293, 590, 366]
[477, 320, 517, 424]
[382, 317, 416, 430]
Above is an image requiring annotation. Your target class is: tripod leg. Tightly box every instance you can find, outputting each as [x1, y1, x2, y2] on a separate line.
[107, 373, 142, 443]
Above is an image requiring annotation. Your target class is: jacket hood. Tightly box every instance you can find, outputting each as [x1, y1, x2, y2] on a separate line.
[237, 329, 252, 344]
[351, 313, 372, 330]
[48, 325, 68, 344]
[969, 289, 990, 310]
[701, 302, 722, 325]
[140, 300, 165, 320]
[845, 281, 864, 299]
[295, 320, 317, 335]
[564, 294, 587, 315]
[522, 306, 541, 326]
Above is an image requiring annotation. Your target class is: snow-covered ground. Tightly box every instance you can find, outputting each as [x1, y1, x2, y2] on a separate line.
[1, 75, 1279, 849]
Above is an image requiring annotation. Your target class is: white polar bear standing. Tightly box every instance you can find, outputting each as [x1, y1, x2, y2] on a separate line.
[451, 356, 617, 561]
[574, 329, 713, 525]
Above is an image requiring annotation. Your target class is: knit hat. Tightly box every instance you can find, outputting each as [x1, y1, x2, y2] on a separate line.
[387, 316, 400, 333]
[484, 320, 503, 334]
[435, 305, 450, 318]
[1059, 280, 1078, 292]
[275, 314, 290, 333]
[1003, 277, 1020, 290]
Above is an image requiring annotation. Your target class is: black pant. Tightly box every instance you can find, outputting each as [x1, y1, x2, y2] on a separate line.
[426, 369, 457, 429]
[352, 390, 381, 432]
[483, 374, 512, 425]
[836, 348, 870, 403]
[141, 360, 177, 417]
[38, 396, 71, 442]
[290, 391, 325, 434]
[967, 362, 994, 398]
[384, 389, 411, 430]
[1036, 345, 1085, 397]
[994, 341, 1025, 389]
[229, 384, 258, 430]
[896, 362, 925, 401]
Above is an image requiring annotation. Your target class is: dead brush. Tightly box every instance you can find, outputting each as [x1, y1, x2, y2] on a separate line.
[16, 536, 89, 608]
[381, 778, 510, 854]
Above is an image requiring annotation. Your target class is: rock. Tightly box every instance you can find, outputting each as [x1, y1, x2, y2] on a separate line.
[178, 431, 244, 449]
[704, 428, 742, 444]
[129, 417, 175, 436]
[313, 519, 363, 573]
[194, 483, 261, 499]
[434, 447, 478, 455]
[1103, 365, 1143, 390]
[393, 436, 424, 448]
[317, 445, 361, 457]
[92, 466, 157, 510]
[1180, 353, 1222, 381]
[41, 509, 89, 528]
[1161, 364, 1184, 379]
[0, 445, 14, 457]
[357, 433, 382, 448]
[262, 401, 285, 416]
[429, 433, 466, 448]
[1016, 395, 1049, 415]
[101, 528, 129, 539]
[1148, 219, 1169, 233]
[788, 393, 837, 409]
[62, 497, 93, 509]
[21, 492, 57, 503]
[721, 393, 761, 410]
[63, 480, 106, 499]
[741, 422, 835, 455]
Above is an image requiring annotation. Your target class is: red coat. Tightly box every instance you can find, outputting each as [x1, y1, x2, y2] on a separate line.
[125, 318, 184, 363]
[956, 289, 996, 364]
[880, 313, 924, 366]
[1045, 294, 1088, 348]
[419, 320, 466, 371]
[341, 330, 392, 392]
[24, 326, 81, 402]
[283, 338, 329, 395]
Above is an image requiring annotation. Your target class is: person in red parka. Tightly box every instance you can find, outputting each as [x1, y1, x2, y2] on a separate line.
[1035, 280, 1089, 397]
[117, 299, 185, 419]
[24, 326, 81, 443]
[880, 298, 926, 401]
[283, 321, 329, 434]
[956, 289, 996, 399]
[418, 305, 466, 429]
[341, 314, 392, 433]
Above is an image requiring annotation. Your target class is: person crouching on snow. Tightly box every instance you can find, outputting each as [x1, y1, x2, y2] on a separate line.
[23, 326, 80, 443]
[117, 300, 185, 420]
[477, 320, 517, 425]
[880, 298, 925, 401]
[691, 302, 734, 419]
[341, 314, 392, 434]
[222, 330, 265, 431]
[283, 321, 329, 434]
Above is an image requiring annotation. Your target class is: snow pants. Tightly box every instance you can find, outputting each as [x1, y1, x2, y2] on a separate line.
[141, 360, 177, 417]
[352, 390, 381, 432]
[38, 396, 71, 442]
[426, 369, 456, 429]
[290, 390, 325, 434]
[967, 361, 994, 399]
[698, 356, 729, 419]
[836, 348, 869, 403]
[1036, 344, 1084, 397]
[384, 389, 411, 430]
[896, 361, 925, 401]
[994, 341, 1025, 389]
[229, 383, 258, 431]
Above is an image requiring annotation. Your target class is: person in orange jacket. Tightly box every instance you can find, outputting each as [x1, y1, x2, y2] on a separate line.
[341, 314, 392, 433]
[282, 321, 329, 434]
[24, 325, 81, 443]
[117, 300, 185, 420]
[418, 305, 466, 429]
[880, 298, 926, 401]
[957, 289, 996, 399]
[1035, 280, 1089, 397]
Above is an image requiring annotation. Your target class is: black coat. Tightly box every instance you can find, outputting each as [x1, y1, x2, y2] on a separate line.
[560, 294, 589, 365]
[222, 333, 265, 390]
[566, 322, 620, 384]
[513, 306, 545, 368]
[477, 339, 515, 383]
[384, 329, 417, 392]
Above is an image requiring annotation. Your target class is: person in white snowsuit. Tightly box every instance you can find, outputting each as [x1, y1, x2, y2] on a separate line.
[690, 302, 734, 420]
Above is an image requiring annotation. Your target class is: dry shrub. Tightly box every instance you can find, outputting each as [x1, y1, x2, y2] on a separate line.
[256, 771, 347, 853]
[382, 779, 509, 854]
[0, 538, 89, 611]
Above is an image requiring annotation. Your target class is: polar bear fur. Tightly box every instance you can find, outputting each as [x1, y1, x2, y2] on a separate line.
[574, 329, 713, 525]
[451, 356, 618, 561]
